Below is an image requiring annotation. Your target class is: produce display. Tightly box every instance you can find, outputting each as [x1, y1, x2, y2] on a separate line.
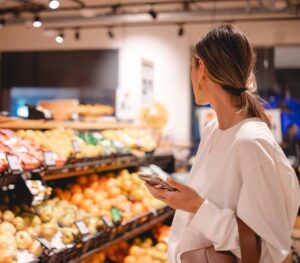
[101, 128, 156, 153]
[84, 225, 171, 263]
[16, 127, 156, 162]
[0, 190, 103, 263]
[17, 128, 104, 160]
[54, 169, 164, 222]
[0, 129, 43, 171]
[0, 122, 172, 263]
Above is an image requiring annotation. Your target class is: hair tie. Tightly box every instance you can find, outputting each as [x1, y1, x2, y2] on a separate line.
[222, 86, 247, 96]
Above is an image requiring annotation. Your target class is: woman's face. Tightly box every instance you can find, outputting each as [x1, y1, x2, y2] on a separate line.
[191, 55, 210, 105]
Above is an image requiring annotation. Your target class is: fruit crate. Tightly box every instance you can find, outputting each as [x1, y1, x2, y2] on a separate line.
[81, 230, 109, 255]
[47, 244, 83, 263]
[0, 172, 20, 188]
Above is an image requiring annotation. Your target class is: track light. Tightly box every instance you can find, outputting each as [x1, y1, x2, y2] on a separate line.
[148, 9, 157, 20]
[0, 18, 5, 29]
[178, 25, 184, 37]
[49, 0, 60, 10]
[107, 29, 114, 39]
[32, 15, 42, 28]
[55, 32, 64, 44]
[74, 29, 80, 40]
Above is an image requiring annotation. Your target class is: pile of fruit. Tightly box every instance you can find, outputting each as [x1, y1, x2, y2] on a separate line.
[17, 128, 104, 160]
[84, 224, 171, 263]
[0, 192, 102, 263]
[101, 128, 156, 152]
[54, 169, 164, 222]
[0, 129, 44, 171]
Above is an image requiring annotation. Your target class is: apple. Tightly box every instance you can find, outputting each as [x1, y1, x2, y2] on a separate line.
[0, 248, 17, 263]
[38, 206, 53, 223]
[41, 223, 58, 241]
[58, 214, 75, 227]
[61, 228, 75, 245]
[13, 217, 26, 231]
[28, 239, 43, 257]
[16, 231, 33, 250]
[27, 226, 41, 238]
[0, 222, 16, 235]
[0, 233, 17, 250]
[2, 211, 15, 223]
[31, 216, 42, 227]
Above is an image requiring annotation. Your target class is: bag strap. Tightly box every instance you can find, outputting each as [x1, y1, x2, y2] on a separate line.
[237, 218, 261, 263]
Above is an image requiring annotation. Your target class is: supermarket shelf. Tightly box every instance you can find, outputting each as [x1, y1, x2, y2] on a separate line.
[0, 153, 154, 186]
[43, 154, 153, 181]
[0, 118, 135, 130]
[71, 208, 174, 263]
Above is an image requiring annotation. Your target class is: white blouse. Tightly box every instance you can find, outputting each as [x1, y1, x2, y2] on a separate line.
[168, 118, 300, 263]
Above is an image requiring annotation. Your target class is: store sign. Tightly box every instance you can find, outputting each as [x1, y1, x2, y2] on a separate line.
[141, 59, 154, 107]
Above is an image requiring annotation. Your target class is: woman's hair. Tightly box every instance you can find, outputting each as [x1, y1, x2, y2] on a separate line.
[193, 24, 271, 128]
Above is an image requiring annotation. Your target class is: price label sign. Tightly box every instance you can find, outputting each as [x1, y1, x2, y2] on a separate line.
[36, 237, 53, 251]
[44, 151, 56, 166]
[71, 140, 81, 153]
[75, 220, 90, 236]
[6, 154, 23, 172]
[101, 216, 114, 228]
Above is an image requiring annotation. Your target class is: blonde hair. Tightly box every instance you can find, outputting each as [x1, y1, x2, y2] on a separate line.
[193, 24, 271, 128]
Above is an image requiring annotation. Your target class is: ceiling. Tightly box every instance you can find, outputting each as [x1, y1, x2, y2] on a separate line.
[0, 0, 299, 30]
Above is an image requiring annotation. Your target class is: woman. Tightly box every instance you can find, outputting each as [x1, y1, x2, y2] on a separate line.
[146, 24, 300, 263]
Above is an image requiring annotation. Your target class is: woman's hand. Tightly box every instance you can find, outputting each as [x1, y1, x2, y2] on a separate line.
[145, 177, 204, 214]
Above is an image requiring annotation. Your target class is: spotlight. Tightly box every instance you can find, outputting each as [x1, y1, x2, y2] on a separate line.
[56, 32, 64, 44]
[49, 0, 60, 10]
[32, 15, 42, 28]
[107, 29, 114, 39]
[148, 9, 157, 20]
[178, 25, 184, 37]
[74, 29, 80, 40]
[0, 18, 5, 29]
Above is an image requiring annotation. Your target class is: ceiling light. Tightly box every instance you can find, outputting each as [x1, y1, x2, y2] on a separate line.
[0, 18, 5, 29]
[56, 32, 64, 44]
[32, 15, 42, 28]
[178, 25, 184, 37]
[49, 0, 60, 10]
[107, 29, 114, 39]
[74, 29, 80, 40]
[148, 9, 157, 20]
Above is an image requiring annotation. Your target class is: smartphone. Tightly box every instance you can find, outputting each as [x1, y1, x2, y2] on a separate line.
[138, 165, 177, 191]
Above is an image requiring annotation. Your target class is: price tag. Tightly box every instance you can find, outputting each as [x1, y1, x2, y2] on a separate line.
[75, 220, 90, 236]
[101, 216, 113, 228]
[71, 140, 81, 153]
[44, 151, 56, 166]
[6, 154, 23, 172]
[36, 237, 53, 251]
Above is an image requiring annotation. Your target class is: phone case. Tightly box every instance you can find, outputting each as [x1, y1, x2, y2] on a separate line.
[138, 173, 177, 191]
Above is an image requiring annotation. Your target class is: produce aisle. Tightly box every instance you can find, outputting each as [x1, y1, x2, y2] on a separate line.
[0, 120, 174, 263]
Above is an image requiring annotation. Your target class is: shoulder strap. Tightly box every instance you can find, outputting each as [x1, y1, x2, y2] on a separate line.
[237, 218, 261, 263]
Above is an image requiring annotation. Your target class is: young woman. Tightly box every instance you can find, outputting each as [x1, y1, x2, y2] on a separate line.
[146, 24, 300, 262]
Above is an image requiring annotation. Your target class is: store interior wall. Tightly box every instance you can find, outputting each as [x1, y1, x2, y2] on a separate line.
[0, 21, 300, 143]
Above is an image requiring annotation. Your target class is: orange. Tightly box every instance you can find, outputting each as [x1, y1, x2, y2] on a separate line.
[84, 188, 95, 199]
[132, 203, 146, 215]
[71, 192, 84, 205]
[77, 175, 88, 186]
[70, 184, 82, 194]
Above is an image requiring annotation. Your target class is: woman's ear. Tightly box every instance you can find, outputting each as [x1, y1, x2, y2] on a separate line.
[199, 60, 207, 80]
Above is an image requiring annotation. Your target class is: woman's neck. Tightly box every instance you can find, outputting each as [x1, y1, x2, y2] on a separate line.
[210, 95, 247, 130]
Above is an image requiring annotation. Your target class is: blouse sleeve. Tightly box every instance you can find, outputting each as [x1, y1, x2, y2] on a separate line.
[187, 139, 300, 262]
